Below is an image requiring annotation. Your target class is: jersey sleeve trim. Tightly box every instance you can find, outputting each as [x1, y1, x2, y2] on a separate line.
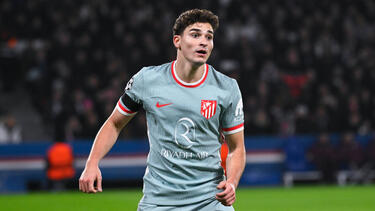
[222, 123, 244, 135]
[116, 100, 137, 116]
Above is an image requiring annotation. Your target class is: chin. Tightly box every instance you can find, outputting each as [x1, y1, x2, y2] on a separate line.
[184, 56, 207, 67]
[192, 58, 207, 65]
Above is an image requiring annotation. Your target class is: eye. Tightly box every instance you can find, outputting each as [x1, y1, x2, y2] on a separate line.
[206, 35, 213, 40]
[191, 33, 200, 38]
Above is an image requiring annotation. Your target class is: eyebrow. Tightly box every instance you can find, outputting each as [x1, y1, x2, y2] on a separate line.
[189, 28, 214, 34]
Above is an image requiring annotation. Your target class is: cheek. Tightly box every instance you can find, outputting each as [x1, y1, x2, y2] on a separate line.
[182, 41, 195, 52]
[185, 38, 196, 48]
[208, 43, 214, 53]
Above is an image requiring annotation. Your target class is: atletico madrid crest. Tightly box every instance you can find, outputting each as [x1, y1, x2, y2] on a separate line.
[201, 100, 217, 119]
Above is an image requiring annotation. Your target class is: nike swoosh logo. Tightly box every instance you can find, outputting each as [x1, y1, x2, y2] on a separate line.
[156, 102, 173, 108]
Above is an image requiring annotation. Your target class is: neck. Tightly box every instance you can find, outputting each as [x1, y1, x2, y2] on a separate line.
[174, 57, 205, 83]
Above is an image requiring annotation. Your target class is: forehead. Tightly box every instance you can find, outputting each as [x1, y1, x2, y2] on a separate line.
[183, 22, 213, 34]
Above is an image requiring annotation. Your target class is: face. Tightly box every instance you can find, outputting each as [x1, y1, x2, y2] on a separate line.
[174, 22, 214, 65]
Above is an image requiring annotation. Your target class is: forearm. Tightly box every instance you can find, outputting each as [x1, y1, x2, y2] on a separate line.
[86, 109, 133, 167]
[216, 131, 245, 206]
[225, 131, 246, 188]
[86, 120, 121, 166]
[226, 145, 246, 188]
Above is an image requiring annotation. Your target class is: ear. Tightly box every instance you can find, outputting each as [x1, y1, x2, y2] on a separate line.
[173, 35, 181, 49]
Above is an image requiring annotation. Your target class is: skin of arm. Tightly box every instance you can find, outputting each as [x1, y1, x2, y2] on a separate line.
[216, 130, 246, 206]
[79, 108, 134, 193]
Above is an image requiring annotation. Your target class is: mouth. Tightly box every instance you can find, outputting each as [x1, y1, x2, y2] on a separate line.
[196, 49, 207, 56]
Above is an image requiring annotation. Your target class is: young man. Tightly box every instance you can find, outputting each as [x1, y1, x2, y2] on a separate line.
[79, 9, 245, 210]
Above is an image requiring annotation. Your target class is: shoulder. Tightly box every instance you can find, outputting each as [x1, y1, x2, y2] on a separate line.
[208, 64, 239, 89]
[137, 62, 172, 80]
[139, 62, 172, 74]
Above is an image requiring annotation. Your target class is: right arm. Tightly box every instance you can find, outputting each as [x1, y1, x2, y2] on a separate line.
[79, 108, 135, 193]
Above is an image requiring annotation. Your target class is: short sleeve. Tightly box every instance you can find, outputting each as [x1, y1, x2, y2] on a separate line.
[221, 80, 244, 135]
[116, 68, 144, 116]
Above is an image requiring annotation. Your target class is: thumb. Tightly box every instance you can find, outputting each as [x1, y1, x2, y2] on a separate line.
[216, 181, 226, 189]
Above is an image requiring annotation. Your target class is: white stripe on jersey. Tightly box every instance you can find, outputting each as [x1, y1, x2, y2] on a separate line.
[116, 100, 137, 116]
[222, 126, 244, 135]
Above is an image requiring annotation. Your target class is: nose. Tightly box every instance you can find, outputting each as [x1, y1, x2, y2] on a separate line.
[200, 38, 208, 47]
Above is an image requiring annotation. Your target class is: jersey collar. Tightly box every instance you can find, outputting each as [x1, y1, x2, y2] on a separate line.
[171, 60, 209, 88]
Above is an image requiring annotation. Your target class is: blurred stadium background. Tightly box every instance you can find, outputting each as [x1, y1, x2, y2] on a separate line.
[1, 0, 375, 210]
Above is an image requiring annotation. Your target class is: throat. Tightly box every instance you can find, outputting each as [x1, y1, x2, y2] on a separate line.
[175, 61, 205, 83]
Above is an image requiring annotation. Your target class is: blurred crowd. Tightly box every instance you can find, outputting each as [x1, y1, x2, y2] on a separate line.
[1, 0, 375, 141]
[0, 113, 22, 144]
[307, 133, 375, 184]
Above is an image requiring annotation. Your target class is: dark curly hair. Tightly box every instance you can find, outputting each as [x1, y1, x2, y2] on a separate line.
[173, 9, 219, 36]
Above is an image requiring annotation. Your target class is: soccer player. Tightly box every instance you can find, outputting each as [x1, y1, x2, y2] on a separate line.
[79, 9, 245, 210]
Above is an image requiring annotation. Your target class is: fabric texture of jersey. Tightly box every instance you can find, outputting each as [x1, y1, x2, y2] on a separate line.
[138, 197, 234, 211]
[117, 61, 244, 206]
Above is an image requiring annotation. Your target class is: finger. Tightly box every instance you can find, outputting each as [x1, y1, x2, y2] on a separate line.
[216, 186, 230, 197]
[216, 191, 230, 199]
[228, 192, 236, 203]
[226, 194, 235, 203]
[89, 179, 97, 193]
[97, 176, 103, 192]
[229, 198, 236, 206]
[217, 189, 234, 202]
[226, 196, 236, 206]
[221, 195, 235, 206]
[80, 178, 86, 192]
[79, 177, 85, 192]
[84, 179, 91, 193]
[83, 179, 89, 193]
[216, 181, 226, 189]
[224, 189, 235, 200]
[216, 183, 232, 197]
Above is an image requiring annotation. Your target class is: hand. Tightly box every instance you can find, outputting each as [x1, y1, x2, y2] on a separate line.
[79, 165, 102, 193]
[216, 181, 236, 206]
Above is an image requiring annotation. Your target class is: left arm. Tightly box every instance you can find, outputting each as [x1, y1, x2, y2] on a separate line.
[216, 130, 246, 206]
